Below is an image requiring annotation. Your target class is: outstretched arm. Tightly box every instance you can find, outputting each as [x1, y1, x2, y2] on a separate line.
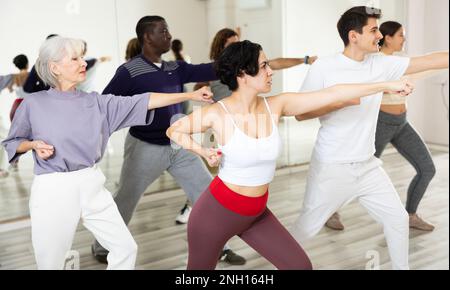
[0, 74, 12, 91]
[273, 79, 413, 118]
[295, 98, 361, 121]
[269, 56, 317, 70]
[148, 86, 213, 110]
[405, 51, 449, 75]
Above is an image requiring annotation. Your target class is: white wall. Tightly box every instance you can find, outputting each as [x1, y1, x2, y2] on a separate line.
[406, 0, 449, 146]
[206, 0, 237, 42]
[206, 0, 284, 94]
[0, 0, 209, 88]
[0, 0, 117, 88]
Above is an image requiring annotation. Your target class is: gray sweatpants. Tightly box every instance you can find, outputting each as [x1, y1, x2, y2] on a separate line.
[93, 133, 212, 255]
[375, 111, 436, 214]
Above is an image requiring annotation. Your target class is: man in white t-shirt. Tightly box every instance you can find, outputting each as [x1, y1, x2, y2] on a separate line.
[290, 6, 449, 270]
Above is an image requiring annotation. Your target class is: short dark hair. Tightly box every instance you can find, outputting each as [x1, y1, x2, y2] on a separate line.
[215, 40, 262, 91]
[136, 16, 166, 47]
[13, 54, 28, 70]
[210, 28, 239, 61]
[337, 6, 382, 46]
[379, 21, 403, 47]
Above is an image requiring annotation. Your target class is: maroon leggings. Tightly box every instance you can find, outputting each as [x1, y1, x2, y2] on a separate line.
[187, 180, 312, 270]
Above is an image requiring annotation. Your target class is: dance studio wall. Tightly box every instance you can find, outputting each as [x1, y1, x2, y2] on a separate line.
[406, 0, 449, 146]
[206, 0, 284, 95]
[0, 0, 209, 89]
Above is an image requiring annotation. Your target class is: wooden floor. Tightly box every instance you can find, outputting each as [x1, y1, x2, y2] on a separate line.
[0, 149, 448, 270]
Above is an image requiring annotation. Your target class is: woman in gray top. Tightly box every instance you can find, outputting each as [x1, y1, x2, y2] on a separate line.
[2, 36, 213, 270]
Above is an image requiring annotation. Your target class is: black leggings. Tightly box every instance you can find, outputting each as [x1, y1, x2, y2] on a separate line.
[187, 187, 312, 270]
[375, 111, 436, 214]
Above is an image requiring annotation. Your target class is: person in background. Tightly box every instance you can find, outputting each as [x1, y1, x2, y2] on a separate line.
[76, 41, 112, 93]
[0, 74, 14, 177]
[170, 39, 192, 115]
[23, 34, 59, 94]
[10, 54, 30, 121]
[125, 38, 141, 61]
[0, 74, 13, 91]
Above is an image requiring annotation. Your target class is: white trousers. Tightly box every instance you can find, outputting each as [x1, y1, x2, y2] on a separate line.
[30, 166, 137, 270]
[291, 156, 409, 270]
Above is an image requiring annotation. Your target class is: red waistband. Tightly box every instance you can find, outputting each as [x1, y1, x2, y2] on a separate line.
[209, 176, 269, 216]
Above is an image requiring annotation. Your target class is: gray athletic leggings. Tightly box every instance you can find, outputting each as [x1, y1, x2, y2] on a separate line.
[375, 111, 436, 214]
[187, 186, 312, 270]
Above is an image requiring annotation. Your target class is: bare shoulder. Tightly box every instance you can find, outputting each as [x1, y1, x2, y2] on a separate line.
[199, 102, 224, 117]
[263, 95, 284, 115]
[190, 102, 225, 125]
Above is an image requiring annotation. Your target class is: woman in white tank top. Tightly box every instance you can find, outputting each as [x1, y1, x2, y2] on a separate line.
[167, 40, 413, 270]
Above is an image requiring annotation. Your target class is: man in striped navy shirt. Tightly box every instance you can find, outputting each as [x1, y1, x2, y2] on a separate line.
[91, 16, 246, 267]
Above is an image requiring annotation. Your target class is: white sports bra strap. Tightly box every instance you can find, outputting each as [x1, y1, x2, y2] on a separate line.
[263, 98, 277, 125]
[218, 101, 238, 128]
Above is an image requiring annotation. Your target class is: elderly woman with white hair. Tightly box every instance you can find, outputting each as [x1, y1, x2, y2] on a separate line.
[2, 36, 213, 270]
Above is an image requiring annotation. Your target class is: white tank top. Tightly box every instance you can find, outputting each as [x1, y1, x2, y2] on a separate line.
[15, 87, 28, 99]
[376, 52, 407, 105]
[217, 98, 282, 187]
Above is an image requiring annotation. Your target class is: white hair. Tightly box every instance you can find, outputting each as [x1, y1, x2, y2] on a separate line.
[35, 36, 84, 88]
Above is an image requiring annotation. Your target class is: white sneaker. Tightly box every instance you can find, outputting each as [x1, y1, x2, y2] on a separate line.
[175, 204, 192, 225]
